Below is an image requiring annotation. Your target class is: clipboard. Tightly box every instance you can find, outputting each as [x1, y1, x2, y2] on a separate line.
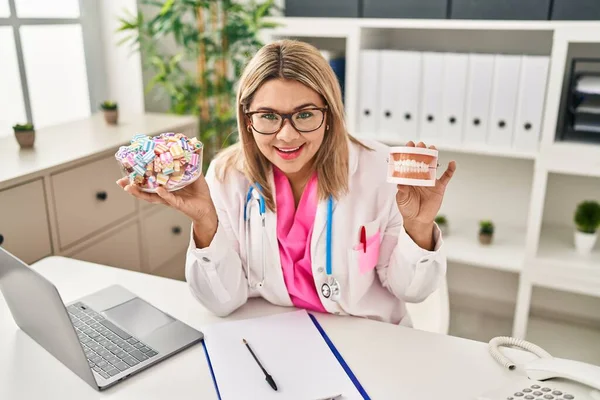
[202, 311, 370, 400]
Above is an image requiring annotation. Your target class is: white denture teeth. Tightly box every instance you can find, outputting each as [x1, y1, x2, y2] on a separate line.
[393, 159, 429, 173]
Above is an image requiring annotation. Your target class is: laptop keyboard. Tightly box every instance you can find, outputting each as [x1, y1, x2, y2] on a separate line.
[67, 302, 159, 380]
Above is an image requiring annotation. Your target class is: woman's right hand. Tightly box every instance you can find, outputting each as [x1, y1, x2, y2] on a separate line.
[117, 174, 218, 247]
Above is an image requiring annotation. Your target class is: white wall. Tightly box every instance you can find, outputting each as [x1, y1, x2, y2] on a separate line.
[98, 0, 145, 116]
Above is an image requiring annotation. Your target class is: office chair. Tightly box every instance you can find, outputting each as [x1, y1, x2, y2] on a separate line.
[405, 276, 450, 335]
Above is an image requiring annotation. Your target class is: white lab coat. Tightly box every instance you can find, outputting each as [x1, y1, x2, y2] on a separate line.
[185, 138, 446, 325]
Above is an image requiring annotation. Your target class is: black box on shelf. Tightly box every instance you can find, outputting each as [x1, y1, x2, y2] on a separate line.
[450, 0, 550, 20]
[558, 58, 600, 145]
[361, 0, 447, 19]
[284, 0, 360, 18]
[551, 0, 600, 20]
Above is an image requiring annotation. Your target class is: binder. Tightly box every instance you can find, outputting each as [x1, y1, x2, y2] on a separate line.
[357, 50, 380, 136]
[512, 56, 550, 152]
[378, 50, 421, 142]
[418, 52, 444, 142]
[488, 55, 522, 148]
[441, 53, 468, 145]
[464, 54, 495, 145]
[202, 311, 370, 400]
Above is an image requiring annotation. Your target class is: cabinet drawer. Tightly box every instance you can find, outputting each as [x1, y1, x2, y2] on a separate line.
[69, 223, 141, 272]
[51, 155, 137, 249]
[0, 180, 52, 264]
[143, 207, 191, 272]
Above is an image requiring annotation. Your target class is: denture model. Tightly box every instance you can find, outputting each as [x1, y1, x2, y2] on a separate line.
[387, 146, 438, 187]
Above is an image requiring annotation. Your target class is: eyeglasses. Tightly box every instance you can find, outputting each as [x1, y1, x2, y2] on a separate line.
[245, 106, 328, 135]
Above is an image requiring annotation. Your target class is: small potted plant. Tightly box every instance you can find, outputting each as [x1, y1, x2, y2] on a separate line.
[100, 101, 118, 125]
[13, 123, 35, 148]
[479, 220, 494, 245]
[573, 200, 600, 255]
[435, 215, 449, 236]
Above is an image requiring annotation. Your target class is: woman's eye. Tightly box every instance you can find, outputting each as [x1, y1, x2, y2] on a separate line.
[260, 113, 278, 120]
[296, 111, 314, 119]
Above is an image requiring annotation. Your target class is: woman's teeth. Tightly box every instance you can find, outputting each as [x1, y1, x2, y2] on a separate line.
[277, 146, 301, 153]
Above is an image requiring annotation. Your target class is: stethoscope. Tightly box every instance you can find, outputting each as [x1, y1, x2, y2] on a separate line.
[244, 184, 340, 301]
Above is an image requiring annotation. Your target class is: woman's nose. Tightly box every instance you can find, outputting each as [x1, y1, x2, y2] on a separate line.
[276, 119, 300, 142]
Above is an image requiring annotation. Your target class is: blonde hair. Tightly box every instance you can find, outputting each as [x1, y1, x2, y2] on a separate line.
[215, 39, 368, 211]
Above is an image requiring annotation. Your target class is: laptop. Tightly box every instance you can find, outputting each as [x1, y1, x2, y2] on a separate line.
[0, 247, 204, 391]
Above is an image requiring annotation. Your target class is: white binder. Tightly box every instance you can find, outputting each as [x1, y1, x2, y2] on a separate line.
[464, 54, 495, 145]
[357, 50, 380, 136]
[441, 53, 468, 145]
[418, 52, 444, 142]
[378, 50, 421, 142]
[512, 56, 550, 152]
[488, 55, 522, 148]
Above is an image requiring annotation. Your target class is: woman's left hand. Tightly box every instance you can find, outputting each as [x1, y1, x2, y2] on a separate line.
[396, 141, 456, 247]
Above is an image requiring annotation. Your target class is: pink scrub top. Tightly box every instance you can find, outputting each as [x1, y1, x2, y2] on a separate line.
[273, 167, 327, 313]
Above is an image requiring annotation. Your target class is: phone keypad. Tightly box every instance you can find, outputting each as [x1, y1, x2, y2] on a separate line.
[506, 383, 575, 400]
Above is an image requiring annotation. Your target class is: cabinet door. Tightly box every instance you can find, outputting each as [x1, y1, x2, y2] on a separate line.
[51, 155, 137, 249]
[143, 207, 191, 273]
[0, 179, 52, 264]
[69, 223, 141, 272]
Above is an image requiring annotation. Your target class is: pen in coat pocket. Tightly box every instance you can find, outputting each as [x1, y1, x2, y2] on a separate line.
[360, 225, 367, 253]
[314, 395, 342, 400]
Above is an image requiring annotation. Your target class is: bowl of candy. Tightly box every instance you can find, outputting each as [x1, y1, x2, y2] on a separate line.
[115, 132, 203, 193]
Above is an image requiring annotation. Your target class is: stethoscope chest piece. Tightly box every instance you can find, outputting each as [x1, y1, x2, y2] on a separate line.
[321, 276, 341, 301]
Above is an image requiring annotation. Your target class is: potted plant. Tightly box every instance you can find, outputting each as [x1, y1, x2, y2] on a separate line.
[435, 215, 449, 236]
[573, 200, 600, 255]
[479, 220, 494, 245]
[117, 0, 280, 171]
[100, 101, 118, 125]
[13, 123, 35, 148]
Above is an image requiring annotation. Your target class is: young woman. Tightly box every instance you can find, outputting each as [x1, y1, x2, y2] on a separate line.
[119, 39, 456, 326]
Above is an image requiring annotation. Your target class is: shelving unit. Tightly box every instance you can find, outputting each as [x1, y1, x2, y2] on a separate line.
[264, 17, 600, 342]
[442, 220, 526, 273]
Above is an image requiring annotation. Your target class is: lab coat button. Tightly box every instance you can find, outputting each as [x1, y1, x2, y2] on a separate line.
[201, 257, 210, 263]
[317, 267, 324, 273]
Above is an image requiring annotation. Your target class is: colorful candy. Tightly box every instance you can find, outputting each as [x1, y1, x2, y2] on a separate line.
[115, 132, 203, 192]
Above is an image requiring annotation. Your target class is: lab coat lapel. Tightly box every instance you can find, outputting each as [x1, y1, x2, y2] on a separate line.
[310, 140, 360, 267]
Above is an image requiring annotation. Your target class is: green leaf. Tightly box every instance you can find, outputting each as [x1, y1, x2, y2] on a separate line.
[160, 0, 175, 15]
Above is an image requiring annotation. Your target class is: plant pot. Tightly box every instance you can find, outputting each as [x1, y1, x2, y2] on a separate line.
[574, 230, 597, 255]
[103, 109, 119, 125]
[14, 130, 35, 148]
[479, 232, 493, 245]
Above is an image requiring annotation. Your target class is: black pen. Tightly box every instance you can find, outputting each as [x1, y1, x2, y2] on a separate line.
[242, 338, 277, 391]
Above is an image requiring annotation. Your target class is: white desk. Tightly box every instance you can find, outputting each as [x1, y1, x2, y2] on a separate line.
[0, 256, 548, 400]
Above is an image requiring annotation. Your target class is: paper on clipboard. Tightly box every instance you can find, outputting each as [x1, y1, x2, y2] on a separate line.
[201, 310, 364, 400]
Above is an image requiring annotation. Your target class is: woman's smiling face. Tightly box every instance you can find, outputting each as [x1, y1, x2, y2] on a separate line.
[247, 78, 327, 178]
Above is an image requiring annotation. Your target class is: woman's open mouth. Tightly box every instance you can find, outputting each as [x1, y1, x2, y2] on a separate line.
[274, 143, 305, 160]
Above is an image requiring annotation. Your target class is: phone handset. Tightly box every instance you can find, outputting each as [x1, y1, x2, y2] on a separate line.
[489, 336, 600, 392]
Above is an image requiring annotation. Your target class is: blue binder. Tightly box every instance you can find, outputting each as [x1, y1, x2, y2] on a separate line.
[202, 312, 370, 400]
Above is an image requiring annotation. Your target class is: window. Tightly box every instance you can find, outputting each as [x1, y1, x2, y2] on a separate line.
[0, 0, 102, 138]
